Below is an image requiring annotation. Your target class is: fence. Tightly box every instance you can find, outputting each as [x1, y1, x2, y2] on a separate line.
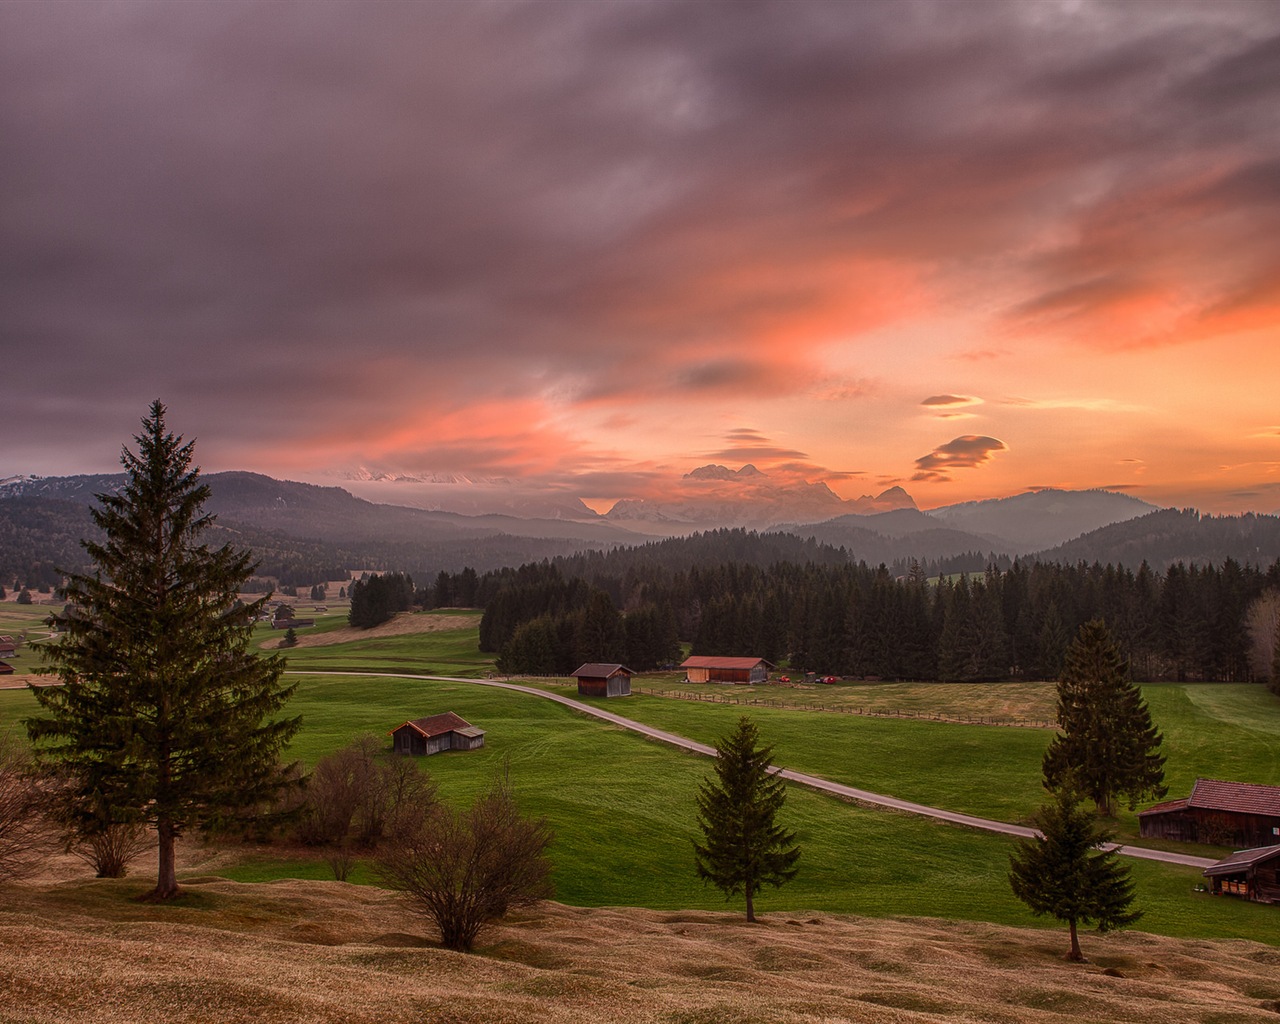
[630, 687, 1055, 728]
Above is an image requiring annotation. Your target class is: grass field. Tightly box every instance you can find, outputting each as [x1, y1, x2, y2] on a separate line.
[5, 611, 1280, 946]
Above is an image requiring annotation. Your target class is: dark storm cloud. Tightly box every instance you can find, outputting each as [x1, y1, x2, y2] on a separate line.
[1, 0, 1277, 479]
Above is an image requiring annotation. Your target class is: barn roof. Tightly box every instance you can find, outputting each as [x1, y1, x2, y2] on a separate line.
[1203, 843, 1280, 877]
[572, 663, 633, 679]
[1139, 778, 1280, 818]
[680, 656, 774, 670]
[0, 661, 12, 675]
[393, 712, 478, 739]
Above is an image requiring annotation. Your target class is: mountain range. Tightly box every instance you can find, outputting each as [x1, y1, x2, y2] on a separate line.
[3, 469, 1279, 587]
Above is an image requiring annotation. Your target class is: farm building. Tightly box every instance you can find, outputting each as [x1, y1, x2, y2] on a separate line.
[0, 643, 15, 659]
[391, 712, 486, 756]
[1139, 778, 1280, 848]
[0, 661, 12, 675]
[1203, 844, 1280, 903]
[573, 663, 633, 698]
[680, 656, 775, 684]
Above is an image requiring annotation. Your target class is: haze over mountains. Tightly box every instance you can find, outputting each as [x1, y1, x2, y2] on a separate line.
[6, 465, 1280, 588]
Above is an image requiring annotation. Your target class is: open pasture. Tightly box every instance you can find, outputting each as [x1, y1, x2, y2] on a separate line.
[4, 614, 1280, 945]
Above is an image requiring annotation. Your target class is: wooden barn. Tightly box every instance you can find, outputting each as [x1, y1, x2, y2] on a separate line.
[1139, 778, 1280, 848]
[680, 656, 775, 685]
[0, 661, 12, 675]
[573, 663, 633, 698]
[390, 712, 486, 756]
[1203, 844, 1280, 903]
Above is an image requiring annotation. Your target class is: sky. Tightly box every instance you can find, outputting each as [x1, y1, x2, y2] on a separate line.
[3, 0, 1280, 515]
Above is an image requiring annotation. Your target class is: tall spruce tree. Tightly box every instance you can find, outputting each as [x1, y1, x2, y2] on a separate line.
[1009, 782, 1141, 961]
[1042, 619, 1166, 816]
[693, 716, 800, 922]
[27, 402, 301, 900]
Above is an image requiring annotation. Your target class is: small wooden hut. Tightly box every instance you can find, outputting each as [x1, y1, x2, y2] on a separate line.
[1203, 844, 1280, 903]
[1139, 778, 1280, 848]
[391, 712, 486, 756]
[573, 663, 633, 698]
[680, 656, 774, 684]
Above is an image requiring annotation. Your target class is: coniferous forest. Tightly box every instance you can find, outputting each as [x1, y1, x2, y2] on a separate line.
[428, 530, 1280, 683]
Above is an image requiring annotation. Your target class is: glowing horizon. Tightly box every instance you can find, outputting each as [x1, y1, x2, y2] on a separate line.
[3, 2, 1278, 516]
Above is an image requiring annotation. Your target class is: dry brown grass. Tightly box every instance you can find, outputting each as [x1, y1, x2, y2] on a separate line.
[261, 613, 476, 651]
[4, 849, 1280, 1024]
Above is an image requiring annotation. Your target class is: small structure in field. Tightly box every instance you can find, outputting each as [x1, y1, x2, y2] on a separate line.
[1203, 844, 1280, 903]
[0, 661, 13, 675]
[0, 642, 15, 659]
[680, 656, 775, 685]
[1139, 778, 1280, 848]
[573, 663, 633, 698]
[391, 712, 486, 756]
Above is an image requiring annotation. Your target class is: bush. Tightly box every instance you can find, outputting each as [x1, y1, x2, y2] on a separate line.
[376, 767, 553, 952]
[298, 735, 436, 881]
[0, 734, 59, 880]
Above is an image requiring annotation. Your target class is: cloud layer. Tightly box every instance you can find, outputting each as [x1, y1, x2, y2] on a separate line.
[2, 1, 1278, 511]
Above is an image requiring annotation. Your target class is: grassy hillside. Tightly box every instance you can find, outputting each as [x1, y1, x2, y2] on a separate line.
[6, 876, 1280, 1024]
[4, 608, 1280, 946]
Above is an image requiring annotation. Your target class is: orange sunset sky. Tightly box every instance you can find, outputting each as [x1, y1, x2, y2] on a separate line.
[3, 1, 1279, 514]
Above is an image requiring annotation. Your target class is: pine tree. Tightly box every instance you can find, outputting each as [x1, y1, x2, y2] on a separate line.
[1009, 782, 1141, 961]
[26, 401, 301, 900]
[1042, 619, 1166, 816]
[693, 716, 800, 922]
[1272, 612, 1280, 696]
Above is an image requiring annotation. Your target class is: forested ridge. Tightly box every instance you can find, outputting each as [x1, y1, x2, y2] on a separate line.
[447, 530, 1280, 683]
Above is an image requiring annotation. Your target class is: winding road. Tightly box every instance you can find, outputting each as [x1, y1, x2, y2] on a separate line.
[297, 670, 1217, 871]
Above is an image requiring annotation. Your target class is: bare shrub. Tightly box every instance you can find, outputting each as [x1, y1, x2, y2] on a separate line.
[0, 733, 60, 881]
[299, 735, 436, 880]
[69, 822, 150, 878]
[376, 767, 554, 952]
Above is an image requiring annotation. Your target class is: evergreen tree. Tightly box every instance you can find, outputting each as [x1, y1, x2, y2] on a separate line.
[1042, 620, 1166, 816]
[26, 401, 301, 900]
[1008, 782, 1141, 961]
[693, 716, 800, 922]
[1272, 612, 1280, 696]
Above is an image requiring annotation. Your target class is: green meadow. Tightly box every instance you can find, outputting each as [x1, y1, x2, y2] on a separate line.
[4, 612, 1279, 945]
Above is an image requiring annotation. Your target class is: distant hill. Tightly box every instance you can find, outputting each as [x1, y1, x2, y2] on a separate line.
[1031, 507, 1280, 571]
[5, 474, 1278, 587]
[924, 489, 1159, 554]
[773, 509, 1007, 567]
[0, 472, 648, 586]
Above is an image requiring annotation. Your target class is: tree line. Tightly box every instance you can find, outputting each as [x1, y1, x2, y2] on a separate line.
[436, 530, 1280, 681]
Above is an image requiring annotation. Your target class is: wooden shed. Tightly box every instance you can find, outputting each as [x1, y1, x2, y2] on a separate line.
[391, 712, 486, 756]
[0, 661, 12, 675]
[680, 656, 775, 684]
[1139, 778, 1280, 848]
[573, 663, 633, 698]
[1203, 844, 1280, 903]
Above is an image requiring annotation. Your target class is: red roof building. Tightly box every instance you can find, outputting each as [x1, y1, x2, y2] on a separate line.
[680, 656, 775, 684]
[390, 712, 486, 756]
[1140, 778, 1280, 848]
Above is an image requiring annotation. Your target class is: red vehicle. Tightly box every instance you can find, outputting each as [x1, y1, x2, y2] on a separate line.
[819, 675, 839, 684]
[778, 675, 790, 683]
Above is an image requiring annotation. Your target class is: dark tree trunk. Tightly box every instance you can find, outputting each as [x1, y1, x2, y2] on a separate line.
[146, 815, 180, 900]
[1067, 918, 1082, 962]
[745, 884, 756, 923]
